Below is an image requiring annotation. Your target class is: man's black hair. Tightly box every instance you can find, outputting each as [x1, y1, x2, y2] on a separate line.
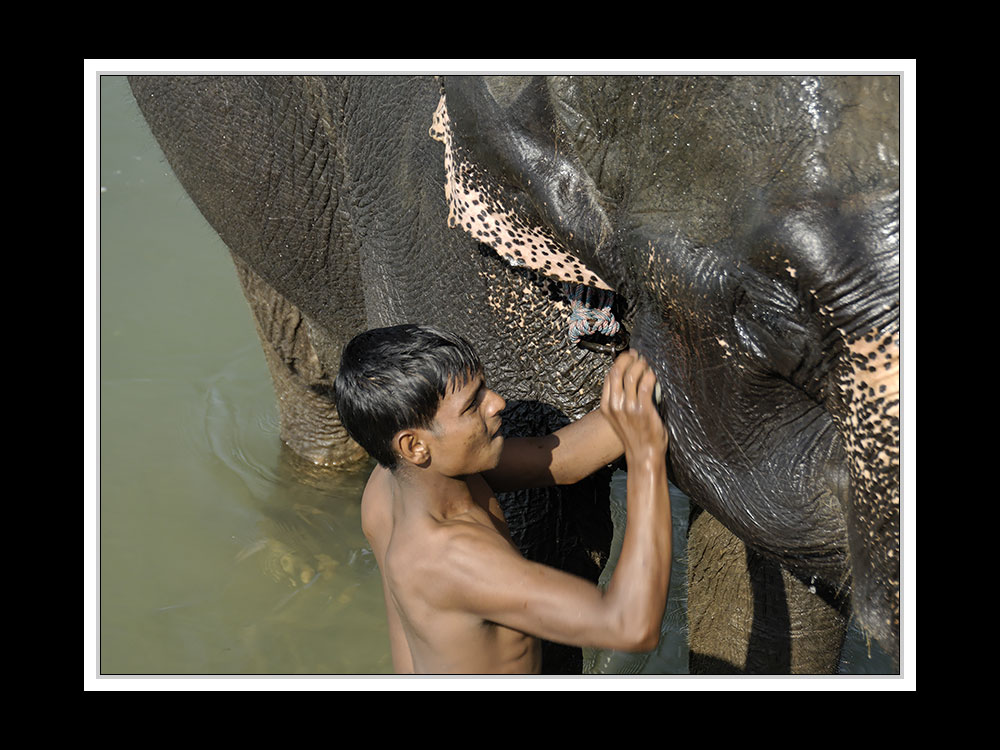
[333, 324, 483, 470]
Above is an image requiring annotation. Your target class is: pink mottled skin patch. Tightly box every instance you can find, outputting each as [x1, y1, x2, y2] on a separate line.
[430, 95, 612, 291]
[842, 329, 900, 477]
[837, 327, 900, 637]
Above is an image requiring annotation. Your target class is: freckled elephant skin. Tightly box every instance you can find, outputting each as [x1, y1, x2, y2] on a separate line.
[130, 74, 900, 673]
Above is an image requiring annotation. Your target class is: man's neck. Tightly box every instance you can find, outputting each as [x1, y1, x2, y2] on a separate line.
[389, 463, 480, 521]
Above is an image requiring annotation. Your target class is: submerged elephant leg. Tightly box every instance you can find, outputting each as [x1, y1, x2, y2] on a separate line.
[687, 506, 848, 674]
[231, 252, 367, 468]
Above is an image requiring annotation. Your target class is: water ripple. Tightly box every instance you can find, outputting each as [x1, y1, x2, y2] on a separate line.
[198, 364, 284, 501]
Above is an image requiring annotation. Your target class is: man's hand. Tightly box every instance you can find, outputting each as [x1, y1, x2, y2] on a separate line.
[600, 350, 669, 460]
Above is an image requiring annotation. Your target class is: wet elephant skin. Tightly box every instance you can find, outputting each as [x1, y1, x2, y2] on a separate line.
[129, 74, 900, 673]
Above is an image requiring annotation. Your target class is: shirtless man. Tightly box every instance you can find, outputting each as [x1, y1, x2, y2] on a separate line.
[333, 324, 671, 674]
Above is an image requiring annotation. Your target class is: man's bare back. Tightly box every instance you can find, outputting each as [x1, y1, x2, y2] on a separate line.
[362, 465, 542, 673]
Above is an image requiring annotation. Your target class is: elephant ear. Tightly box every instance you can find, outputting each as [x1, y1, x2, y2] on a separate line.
[429, 78, 613, 292]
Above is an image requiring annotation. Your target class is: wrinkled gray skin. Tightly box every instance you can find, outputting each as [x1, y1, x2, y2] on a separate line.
[129, 75, 900, 674]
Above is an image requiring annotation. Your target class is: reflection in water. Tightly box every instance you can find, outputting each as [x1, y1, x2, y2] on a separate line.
[196, 366, 388, 673]
[101, 344, 391, 674]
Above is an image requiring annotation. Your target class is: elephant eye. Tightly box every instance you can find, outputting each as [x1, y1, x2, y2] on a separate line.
[732, 272, 814, 379]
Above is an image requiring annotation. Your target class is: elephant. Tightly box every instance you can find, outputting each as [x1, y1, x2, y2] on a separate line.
[128, 74, 901, 674]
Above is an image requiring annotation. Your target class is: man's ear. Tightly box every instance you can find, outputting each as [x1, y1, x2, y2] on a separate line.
[394, 428, 431, 468]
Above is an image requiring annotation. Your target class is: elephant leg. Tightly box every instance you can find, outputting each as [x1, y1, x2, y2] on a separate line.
[687, 505, 848, 674]
[231, 252, 367, 468]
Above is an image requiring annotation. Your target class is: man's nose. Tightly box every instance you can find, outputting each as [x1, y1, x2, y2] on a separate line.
[489, 390, 506, 414]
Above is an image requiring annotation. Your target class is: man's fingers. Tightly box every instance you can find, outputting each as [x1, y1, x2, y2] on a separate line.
[606, 350, 660, 414]
[637, 367, 656, 400]
[623, 354, 652, 401]
[610, 350, 638, 381]
[606, 351, 636, 399]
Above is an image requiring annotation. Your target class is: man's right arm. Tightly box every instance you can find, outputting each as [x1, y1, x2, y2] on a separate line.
[596, 352, 672, 648]
[436, 352, 672, 652]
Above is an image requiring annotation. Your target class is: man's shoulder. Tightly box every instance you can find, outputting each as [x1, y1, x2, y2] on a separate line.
[360, 465, 392, 544]
[389, 522, 512, 621]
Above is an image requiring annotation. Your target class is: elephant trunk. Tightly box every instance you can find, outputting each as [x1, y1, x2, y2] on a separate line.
[782, 192, 901, 659]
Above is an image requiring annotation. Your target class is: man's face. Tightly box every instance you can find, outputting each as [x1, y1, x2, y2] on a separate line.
[425, 370, 506, 477]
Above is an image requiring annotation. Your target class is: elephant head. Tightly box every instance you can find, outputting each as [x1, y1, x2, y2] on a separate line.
[433, 75, 901, 659]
